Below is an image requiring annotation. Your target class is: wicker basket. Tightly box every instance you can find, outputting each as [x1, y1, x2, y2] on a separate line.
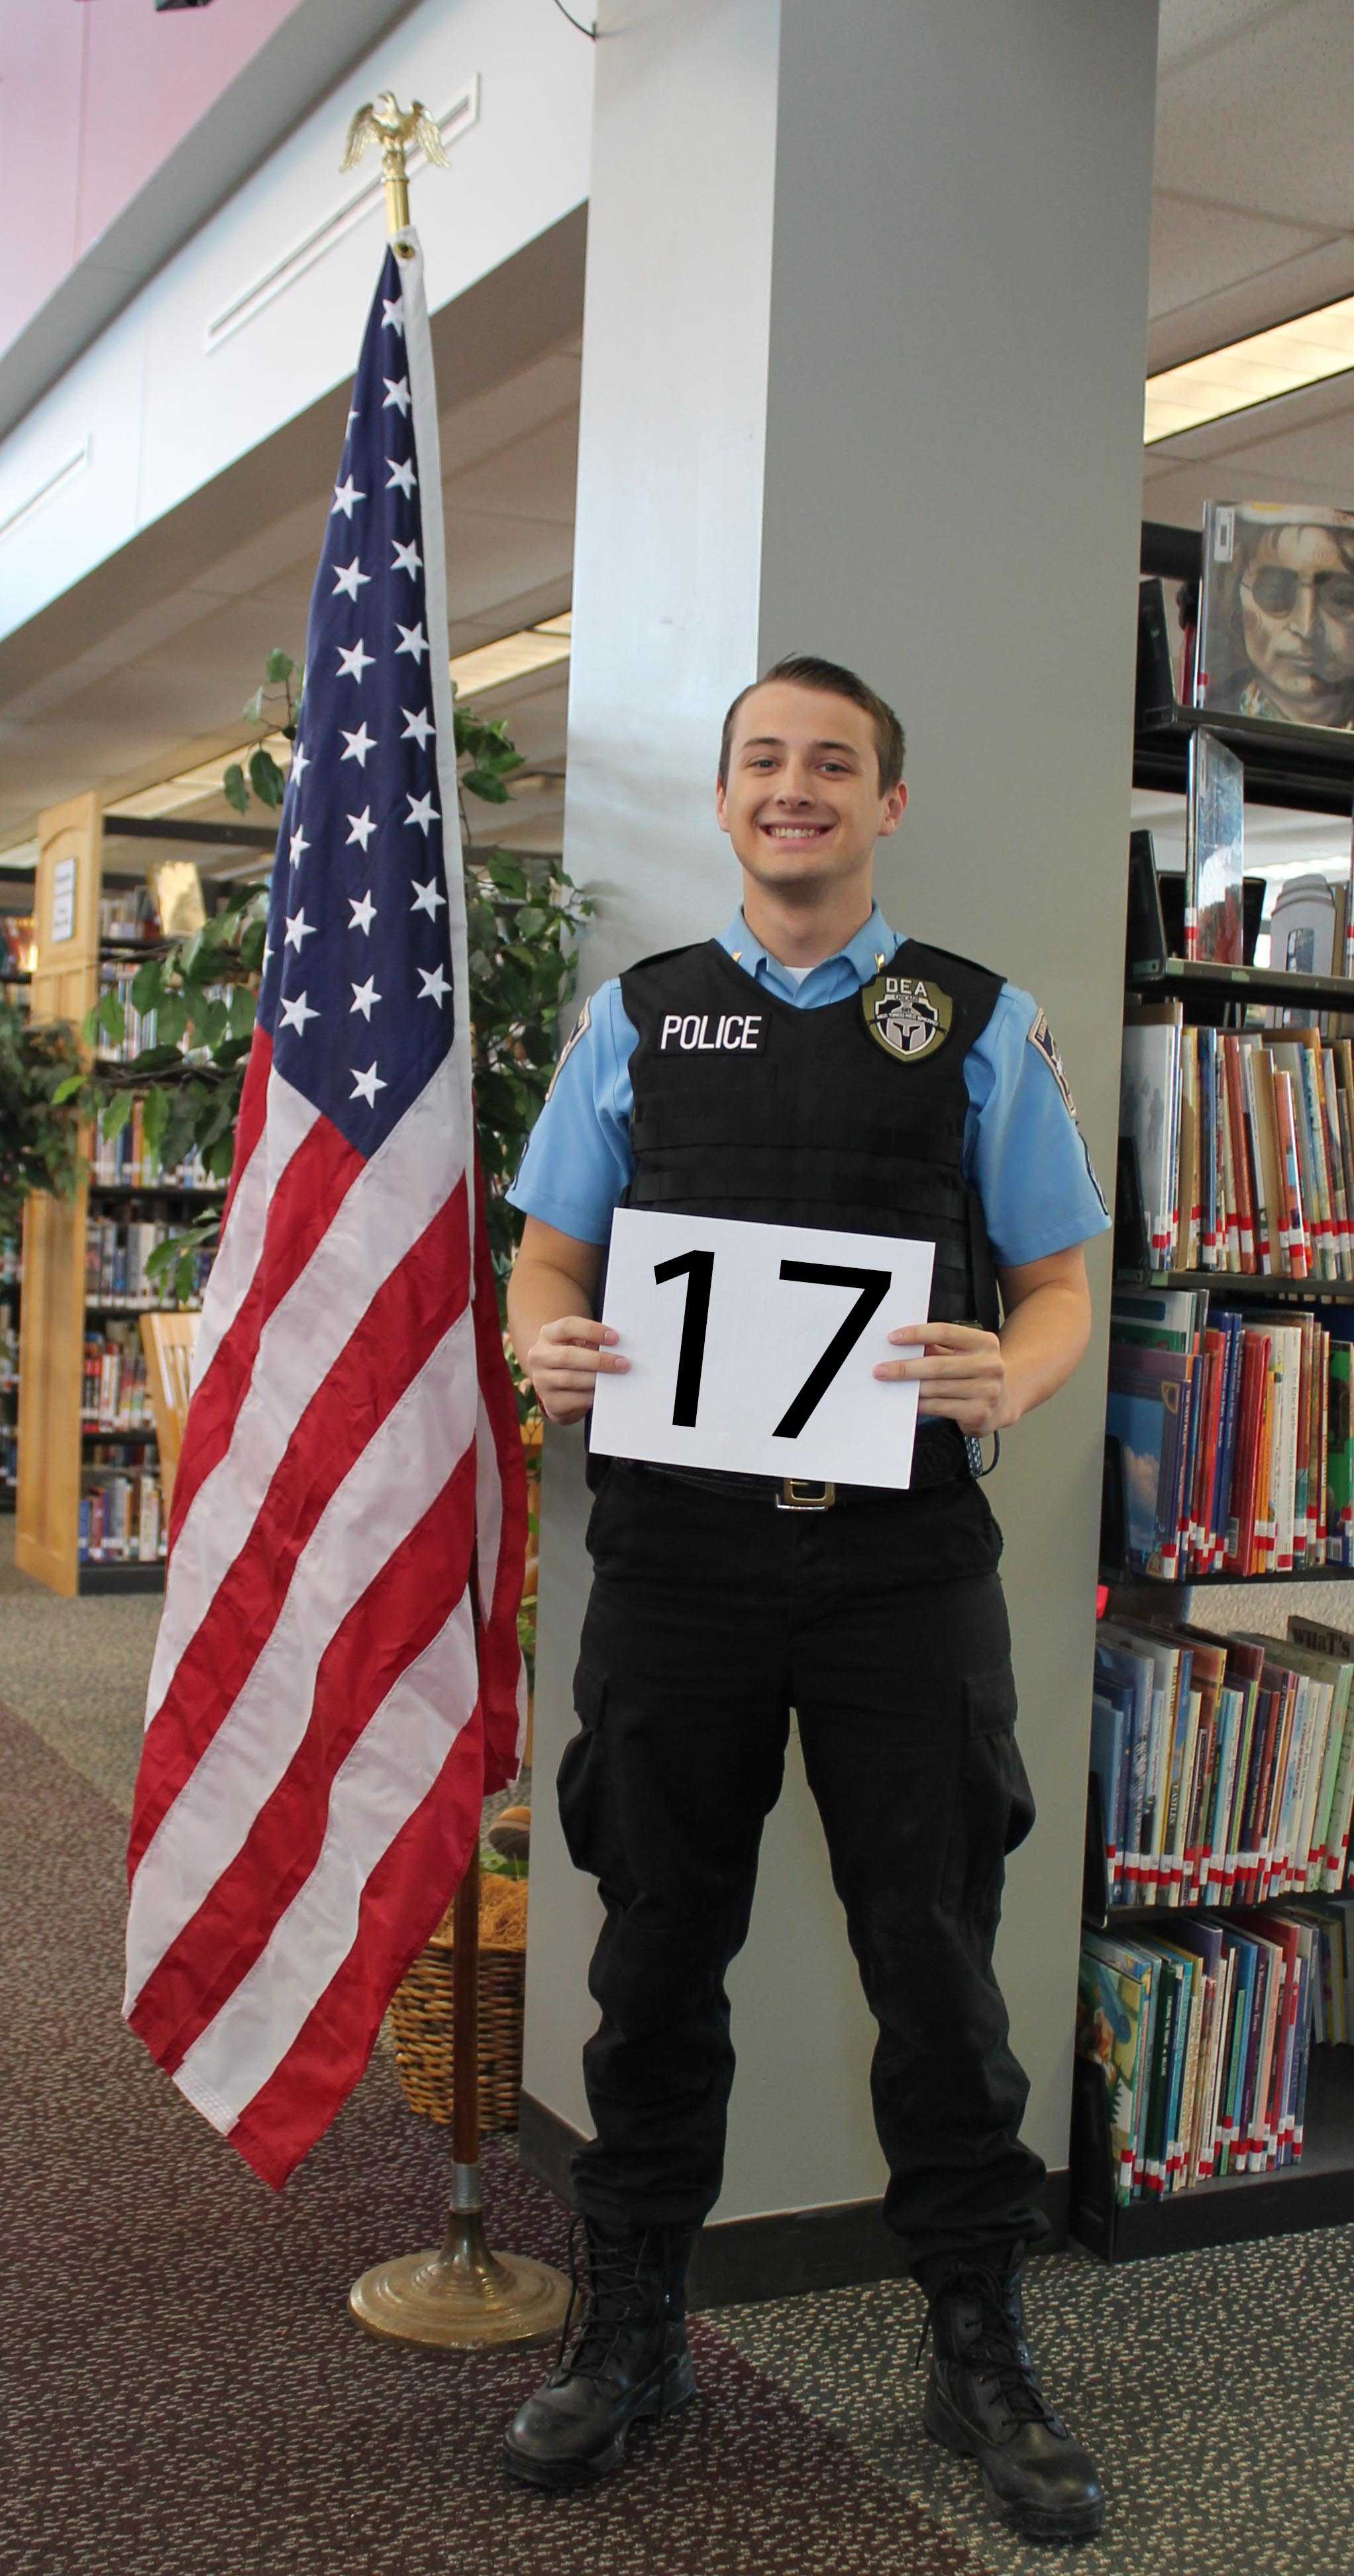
[389, 1878, 527, 2134]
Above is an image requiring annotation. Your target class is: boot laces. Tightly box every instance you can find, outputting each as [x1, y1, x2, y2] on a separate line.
[552, 2217, 674, 2406]
[923, 2267, 1061, 2432]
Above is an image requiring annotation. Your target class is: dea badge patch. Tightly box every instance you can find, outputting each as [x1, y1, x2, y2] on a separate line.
[861, 971, 953, 1063]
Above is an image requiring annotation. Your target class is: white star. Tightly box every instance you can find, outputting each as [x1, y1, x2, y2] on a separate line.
[346, 806, 376, 851]
[288, 826, 309, 868]
[405, 789, 439, 833]
[331, 473, 365, 518]
[418, 964, 450, 1009]
[382, 296, 405, 334]
[395, 620, 429, 665]
[391, 537, 423, 578]
[350, 976, 382, 1021]
[284, 908, 316, 952]
[386, 455, 417, 498]
[382, 375, 411, 416]
[346, 405, 359, 427]
[348, 891, 377, 935]
[340, 722, 377, 767]
[261, 937, 274, 975]
[279, 991, 319, 1036]
[401, 704, 433, 747]
[337, 637, 375, 683]
[351, 1063, 388, 1108]
[289, 740, 310, 784]
[332, 554, 370, 601]
[411, 875, 447, 921]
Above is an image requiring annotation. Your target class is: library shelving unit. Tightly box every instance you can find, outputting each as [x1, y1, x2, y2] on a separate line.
[1074, 533, 1354, 2260]
[1, 936, 29, 1515]
[15, 795, 265, 1597]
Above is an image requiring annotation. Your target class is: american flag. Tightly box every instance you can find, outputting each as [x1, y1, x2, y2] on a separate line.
[123, 238, 527, 2188]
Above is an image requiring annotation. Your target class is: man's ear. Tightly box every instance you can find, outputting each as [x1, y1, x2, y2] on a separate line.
[877, 782, 909, 837]
[714, 778, 731, 836]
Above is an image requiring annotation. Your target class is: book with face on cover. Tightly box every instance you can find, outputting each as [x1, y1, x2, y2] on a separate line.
[1196, 500, 1354, 737]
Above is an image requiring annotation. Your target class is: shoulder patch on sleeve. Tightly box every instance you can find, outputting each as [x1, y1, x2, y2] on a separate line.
[1027, 1006, 1109, 1218]
[1027, 1005, 1078, 1120]
[544, 993, 592, 1104]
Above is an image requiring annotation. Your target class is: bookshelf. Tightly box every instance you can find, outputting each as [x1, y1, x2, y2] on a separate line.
[14, 797, 242, 1596]
[1074, 541, 1354, 2259]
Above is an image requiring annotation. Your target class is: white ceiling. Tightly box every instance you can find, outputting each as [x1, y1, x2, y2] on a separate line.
[5, 0, 1354, 863]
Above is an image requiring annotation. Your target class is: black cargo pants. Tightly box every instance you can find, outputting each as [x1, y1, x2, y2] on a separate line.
[557, 1440, 1049, 2283]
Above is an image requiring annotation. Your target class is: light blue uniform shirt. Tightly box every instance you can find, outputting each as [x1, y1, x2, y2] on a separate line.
[508, 903, 1110, 1267]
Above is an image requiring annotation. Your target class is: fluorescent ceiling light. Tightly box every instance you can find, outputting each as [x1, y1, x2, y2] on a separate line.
[451, 614, 572, 700]
[105, 734, 292, 822]
[1145, 293, 1354, 444]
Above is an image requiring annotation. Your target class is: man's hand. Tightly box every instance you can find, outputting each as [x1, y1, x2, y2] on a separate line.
[873, 1320, 1007, 1434]
[526, 1316, 630, 1426]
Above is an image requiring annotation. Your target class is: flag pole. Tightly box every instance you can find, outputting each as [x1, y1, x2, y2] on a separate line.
[346, 104, 568, 2355]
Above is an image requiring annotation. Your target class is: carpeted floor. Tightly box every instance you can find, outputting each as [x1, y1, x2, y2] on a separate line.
[6, 1518, 1354, 2576]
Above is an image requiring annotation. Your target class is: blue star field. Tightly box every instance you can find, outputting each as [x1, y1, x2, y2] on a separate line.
[256, 246, 456, 1158]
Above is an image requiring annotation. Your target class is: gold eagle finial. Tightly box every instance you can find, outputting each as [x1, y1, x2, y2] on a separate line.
[340, 92, 450, 239]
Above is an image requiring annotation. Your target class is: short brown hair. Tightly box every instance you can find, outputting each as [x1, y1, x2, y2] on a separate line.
[718, 653, 906, 794]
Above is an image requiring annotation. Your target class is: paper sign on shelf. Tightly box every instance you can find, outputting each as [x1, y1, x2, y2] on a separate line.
[589, 1208, 935, 1489]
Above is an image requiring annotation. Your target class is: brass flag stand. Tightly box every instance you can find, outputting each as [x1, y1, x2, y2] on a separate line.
[349, 1847, 570, 2349]
[346, 99, 570, 2355]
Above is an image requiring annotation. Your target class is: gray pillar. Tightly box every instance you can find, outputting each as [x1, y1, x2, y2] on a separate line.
[523, 0, 1158, 2248]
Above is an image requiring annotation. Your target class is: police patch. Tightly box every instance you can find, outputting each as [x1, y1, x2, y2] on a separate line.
[1028, 1008, 1110, 1216]
[1027, 1007, 1077, 1117]
[544, 993, 592, 1103]
[861, 971, 953, 1063]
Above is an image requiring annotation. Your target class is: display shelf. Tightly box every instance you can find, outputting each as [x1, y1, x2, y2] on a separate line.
[1116, 1267, 1354, 1303]
[1070, 2047, 1354, 2261]
[87, 1183, 226, 1201]
[1128, 957, 1354, 1010]
[1102, 1564, 1354, 1588]
[81, 1425, 156, 1442]
[78, 1561, 166, 1596]
[1133, 705, 1354, 818]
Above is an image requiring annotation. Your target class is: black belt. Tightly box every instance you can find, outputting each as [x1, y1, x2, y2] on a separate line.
[627, 1421, 998, 1513]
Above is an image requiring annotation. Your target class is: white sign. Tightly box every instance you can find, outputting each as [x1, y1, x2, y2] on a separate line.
[590, 1208, 935, 1489]
[50, 855, 77, 944]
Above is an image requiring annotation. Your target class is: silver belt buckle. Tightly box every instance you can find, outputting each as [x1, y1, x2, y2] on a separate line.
[778, 1477, 836, 1512]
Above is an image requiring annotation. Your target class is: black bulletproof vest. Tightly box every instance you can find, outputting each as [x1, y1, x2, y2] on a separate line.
[618, 935, 1005, 1331]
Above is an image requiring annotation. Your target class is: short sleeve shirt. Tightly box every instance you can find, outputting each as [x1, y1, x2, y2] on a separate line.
[508, 903, 1111, 1267]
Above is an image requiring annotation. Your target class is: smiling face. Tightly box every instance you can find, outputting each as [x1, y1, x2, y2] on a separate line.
[1239, 524, 1354, 725]
[714, 679, 907, 894]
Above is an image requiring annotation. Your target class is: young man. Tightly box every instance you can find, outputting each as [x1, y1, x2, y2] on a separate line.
[501, 654, 1110, 2542]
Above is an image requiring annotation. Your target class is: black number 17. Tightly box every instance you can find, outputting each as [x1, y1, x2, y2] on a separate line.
[653, 1251, 889, 1435]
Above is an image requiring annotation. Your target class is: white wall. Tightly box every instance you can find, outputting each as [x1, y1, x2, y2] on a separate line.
[0, 0, 592, 646]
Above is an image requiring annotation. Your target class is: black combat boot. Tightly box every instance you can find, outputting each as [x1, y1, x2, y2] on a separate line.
[919, 2253, 1105, 2543]
[503, 2218, 696, 2490]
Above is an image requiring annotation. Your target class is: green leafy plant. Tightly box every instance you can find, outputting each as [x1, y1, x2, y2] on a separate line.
[62, 649, 592, 1322]
[0, 996, 85, 1234]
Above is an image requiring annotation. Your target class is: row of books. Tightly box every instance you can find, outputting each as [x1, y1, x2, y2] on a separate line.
[0, 1238, 19, 1286]
[1107, 1285, 1352, 1580]
[1120, 1006, 1354, 1279]
[83, 1328, 154, 1433]
[86, 1216, 208, 1308]
[1077, 1905, 1323, 2204]
[93, 962, 229, 1068]
[79, 1470, 165, 1565]
[93, 1100, 222, 1192]
[1092, 1611, 1354, 1910]
[0, 1296, 15, 1393]
[0, 1423, 15, 1488]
